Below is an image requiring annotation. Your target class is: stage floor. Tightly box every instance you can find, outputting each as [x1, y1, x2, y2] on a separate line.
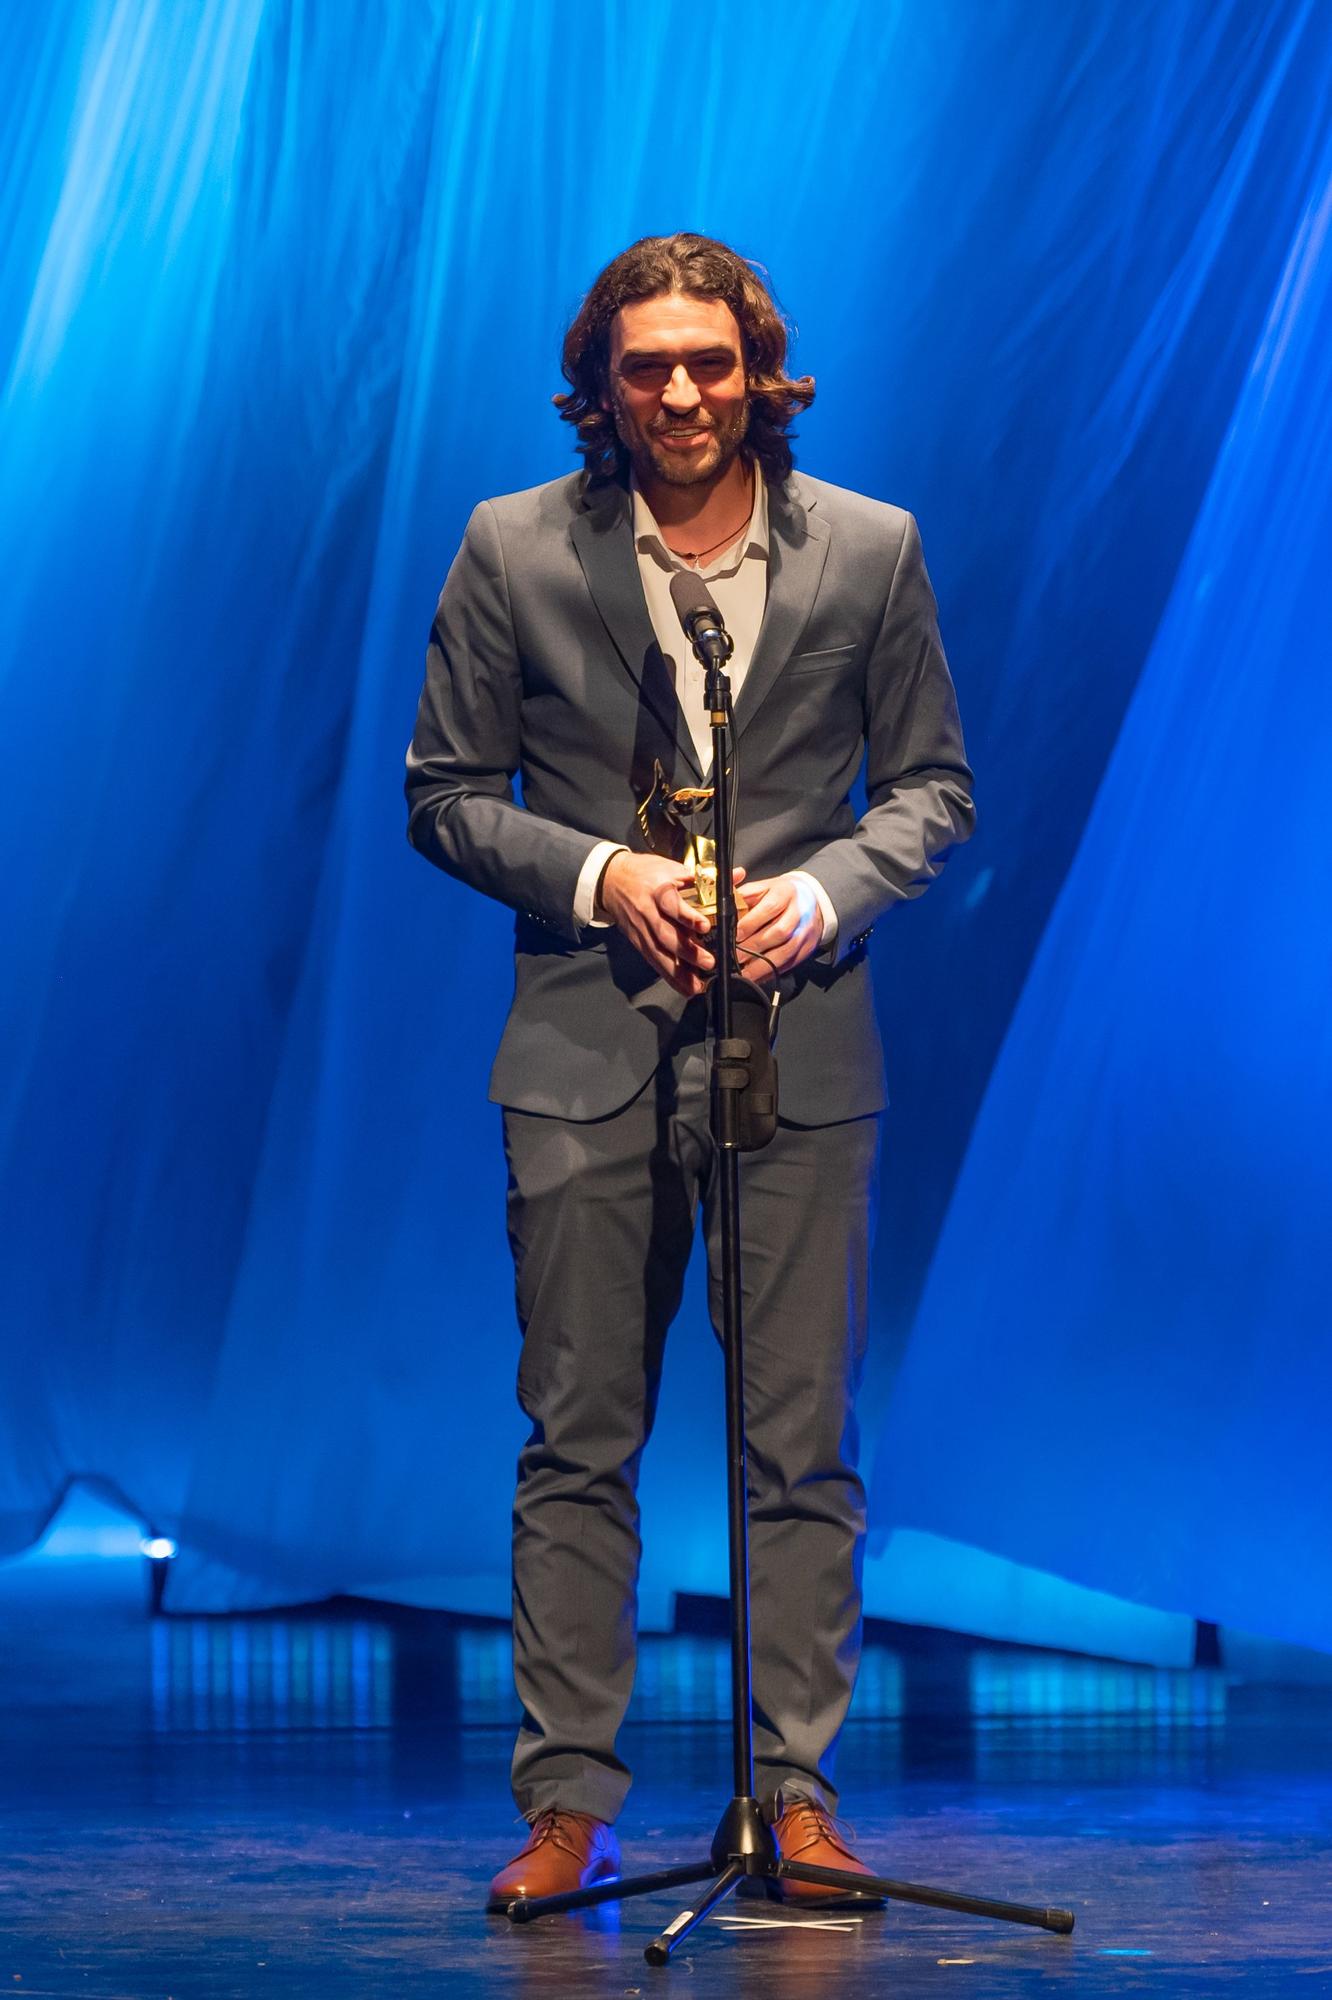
[2, 1557, 1330, 1997]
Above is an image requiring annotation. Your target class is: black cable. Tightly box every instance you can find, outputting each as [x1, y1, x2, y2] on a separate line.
[734, 942, 779, 981]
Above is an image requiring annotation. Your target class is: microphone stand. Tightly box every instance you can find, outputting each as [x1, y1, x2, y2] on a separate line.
[502, 632, 1075, 1966]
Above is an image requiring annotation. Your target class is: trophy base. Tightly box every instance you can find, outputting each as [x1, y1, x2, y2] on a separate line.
[682, 882, 748, 919]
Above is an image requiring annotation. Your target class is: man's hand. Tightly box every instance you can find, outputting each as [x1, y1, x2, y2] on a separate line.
[599, 853, 745, 998]
[734, 874, 825, 983]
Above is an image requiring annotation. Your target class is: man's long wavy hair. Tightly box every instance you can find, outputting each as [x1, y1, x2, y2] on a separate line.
[555, 233, 815, 484]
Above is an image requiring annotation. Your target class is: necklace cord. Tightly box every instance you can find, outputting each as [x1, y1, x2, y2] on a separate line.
[668, 508, 752, 566]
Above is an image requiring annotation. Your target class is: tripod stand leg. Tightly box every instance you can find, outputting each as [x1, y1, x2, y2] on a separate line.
[506, 1858, 717, 1923]
[644, 1861, 744, 1966]
[775, 1861, 1075, 1933]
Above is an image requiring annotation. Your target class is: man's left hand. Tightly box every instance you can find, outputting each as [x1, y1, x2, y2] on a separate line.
[733, 874, 824, 983]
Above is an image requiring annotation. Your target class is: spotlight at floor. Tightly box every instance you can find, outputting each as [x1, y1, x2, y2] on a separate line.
[141, 1534, 177, 1614]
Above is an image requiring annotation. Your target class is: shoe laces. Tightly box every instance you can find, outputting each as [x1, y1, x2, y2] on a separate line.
[522, 1807, 602, 1859]
[775, 1794, 860, 1859]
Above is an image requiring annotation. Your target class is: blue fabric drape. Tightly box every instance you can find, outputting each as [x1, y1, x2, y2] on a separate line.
[2, 1, 1328, 1636]
[872, 112, 1332, 1652]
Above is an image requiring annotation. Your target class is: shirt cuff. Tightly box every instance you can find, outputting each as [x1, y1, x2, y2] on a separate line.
[789, 870, 838, 957]
[574, 841, 630, 930]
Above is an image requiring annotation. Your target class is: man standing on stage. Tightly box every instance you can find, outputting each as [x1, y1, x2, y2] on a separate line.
[405, 234, 974, 1909]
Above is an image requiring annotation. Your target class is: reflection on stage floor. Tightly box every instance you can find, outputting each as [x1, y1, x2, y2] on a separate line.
[2, 1553, 1329, 1996]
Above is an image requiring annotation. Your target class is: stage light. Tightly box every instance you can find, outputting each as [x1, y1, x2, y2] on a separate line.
[142, 1535, 177, 1614]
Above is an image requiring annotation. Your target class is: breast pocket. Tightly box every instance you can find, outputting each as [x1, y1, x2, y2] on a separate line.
[783, 644, 859, 678]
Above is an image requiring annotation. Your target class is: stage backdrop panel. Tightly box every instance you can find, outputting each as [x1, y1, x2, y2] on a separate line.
[2, 1, 1329, 1649]
[872, 116, 1332, 1655]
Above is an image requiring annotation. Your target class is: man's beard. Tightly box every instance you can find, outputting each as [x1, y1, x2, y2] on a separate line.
[611, 388, 750, 488]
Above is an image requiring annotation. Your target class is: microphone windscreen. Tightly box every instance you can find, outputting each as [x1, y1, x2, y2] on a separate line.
[669, 568, 721, 633]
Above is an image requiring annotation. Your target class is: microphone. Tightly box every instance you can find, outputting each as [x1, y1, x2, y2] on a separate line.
[669, 570, 734, 666]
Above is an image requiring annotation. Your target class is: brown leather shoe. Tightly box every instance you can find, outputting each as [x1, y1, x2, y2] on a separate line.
[486, 1808, 621, 1912]
[766, 1792, 885, 1908]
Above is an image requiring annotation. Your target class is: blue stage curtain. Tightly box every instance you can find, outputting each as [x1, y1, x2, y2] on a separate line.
[2, 1, 1328, 1633]
[872, 112, 1332, 1652]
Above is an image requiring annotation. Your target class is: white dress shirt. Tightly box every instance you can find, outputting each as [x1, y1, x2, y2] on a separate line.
[572, 472, 837, 950]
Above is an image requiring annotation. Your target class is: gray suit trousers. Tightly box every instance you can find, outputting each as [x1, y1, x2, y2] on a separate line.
[502, 1011, 881, 1823]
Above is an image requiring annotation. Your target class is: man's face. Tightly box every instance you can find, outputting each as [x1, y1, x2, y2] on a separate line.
[603, 292, 749, 488]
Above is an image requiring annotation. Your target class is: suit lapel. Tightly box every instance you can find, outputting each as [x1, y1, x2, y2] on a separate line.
[731, 475, 831, 746]
[569, 482, 703, 782]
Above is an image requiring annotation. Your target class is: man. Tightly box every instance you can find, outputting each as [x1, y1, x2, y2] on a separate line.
[405, 234, 974, 1909]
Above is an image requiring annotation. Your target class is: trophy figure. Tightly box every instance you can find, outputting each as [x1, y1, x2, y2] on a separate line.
[636, 761, 747, 918]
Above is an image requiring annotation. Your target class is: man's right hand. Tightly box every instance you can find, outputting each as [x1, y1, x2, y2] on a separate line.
[597, 853, 745, 999]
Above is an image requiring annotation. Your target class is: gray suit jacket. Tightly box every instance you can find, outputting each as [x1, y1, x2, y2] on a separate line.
[405, 467, 974, 1123]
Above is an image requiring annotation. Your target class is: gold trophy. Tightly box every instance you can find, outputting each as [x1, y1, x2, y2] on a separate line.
[636, 761, 746, 918]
